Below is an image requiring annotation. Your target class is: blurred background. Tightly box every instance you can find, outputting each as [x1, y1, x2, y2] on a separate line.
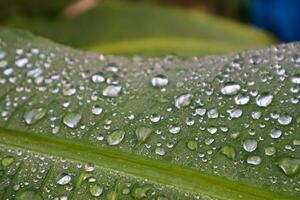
[0, 0, 299, 57]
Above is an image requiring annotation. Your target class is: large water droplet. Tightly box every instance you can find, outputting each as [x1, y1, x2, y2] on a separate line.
[221, 82, 241, 95]
[151, 74, 168, 88]
[63, 113, 82, 129]
[102, 85, 121, 97]
[175, 93, 192, 109]
[23, 108, 45, 125]
[243, 139, 257, 152]
[256, 93, 273, 107]
[276, 157, 300, 177]
[107, 130, 125, 145]
[278, 114, 292, 125]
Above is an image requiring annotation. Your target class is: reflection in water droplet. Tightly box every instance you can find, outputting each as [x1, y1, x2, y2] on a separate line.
[175, 93, 192, 109]
[256, 93, 273, 107]
[63, 113, 82, 129]
[151, 74, 168, 88]
[243, 139, 257, 152]
[107, 130, 125, 145]
[23, 108, 45, 125]
[221, 82, 240, 95]
[276, 157, 300, 177]
[102, 85, 121, 97]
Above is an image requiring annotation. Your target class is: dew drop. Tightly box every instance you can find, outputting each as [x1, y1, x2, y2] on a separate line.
[92, 105, 103, 115]
[155, 147, 165, 156]
[169, 124, 180, 134]
[243, 139, 257, 152]
[16, 190, 42, 200]
[63, 113, 82, 129]
[291, 74, 300, 84]
[234, 93, 250, 105]
[276, 157, 300, 177]
[221, 82, 241, 95]
[107, 130, 125, 145]
[135, 126, 153, 145]
[187, 140, 198, 151]
[57, 174, 72, 185]
[90, 184, 103, 197]
[270, 129, 282, 139]
[256, 93, 273, 107]
[102, 85, 121, 97]
[278, 114, 292, 125]
[91, 72, 105, 83]
[247, 156, 261, 165]
[23, 108, 45, 125]
[2, 156, 14, 167]
[175, 93, 192, 109]
[151, 74, 168, 88]
[220, 145, 235, 159]
[150, 113, 160, 123]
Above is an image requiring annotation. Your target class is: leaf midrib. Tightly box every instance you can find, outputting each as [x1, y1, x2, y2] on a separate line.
[0, 128, 293, 200]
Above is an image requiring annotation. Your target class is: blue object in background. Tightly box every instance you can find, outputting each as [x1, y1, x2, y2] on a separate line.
[249, 0, 300, 42]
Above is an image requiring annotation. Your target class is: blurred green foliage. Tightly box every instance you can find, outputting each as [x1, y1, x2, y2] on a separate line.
[0, 0, 275, 56]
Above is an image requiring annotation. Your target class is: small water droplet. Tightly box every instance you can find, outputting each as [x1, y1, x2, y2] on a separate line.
[2, 156, 14, 167]
[187, 140, 198, 151]
[135, 127, 153, 145]
[169, 124, 181, 134]
[270, 129, 282, 139]
[16, 190, 42, 200]
[107, 130, 125, 145]
[220, 145, 235, 159]
[234, 93, 250, 105]
[92, 105, 103, 115]
[155, 147, 165, 156]
[278, 114, 292, 125]
[91, 72, 105, 83]
[150, 113, 160, 123]
[291, 74, 300, 84]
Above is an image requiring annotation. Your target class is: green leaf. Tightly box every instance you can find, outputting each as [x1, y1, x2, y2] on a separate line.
[2, 1, 275, 56]
[0, 29, 299, 199]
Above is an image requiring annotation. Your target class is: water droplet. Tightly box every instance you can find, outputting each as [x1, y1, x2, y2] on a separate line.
[234, 93, 250, 105]
[92, 105, 103, 115]
[247, 156, 261, 165]
[107, 130, 125, 145]
[63, 113, 82, 129]
[57, 174, 72, 185]
[132, 185, 152, 199]
[227, 108, 243, 118]
[175, 93, 192, 108]
[62, 86, 76, 96]
[270, 129, 282, 139]
[155, 147, 165, 156]
[15, 58, 28, 68]
[207, 108, 219, 119]
[243, 139, 257, 152]
[265, 147, 276, 156]
[151, 74, 168, 88]
[221, 82, 240, 95]
[150, 113, 160, 123]
[91, 72, 105, 83]
[291, 74, 300, 84]
[23, 108, 45, 125]
[256, 93, 273, 107]
[276, 157, 300, 177]
[135, 127, 153, 145]
[102, 85, 121, 97]
[2, 156, 14, 167]
[187, 140, 198, 151]
[278, 114, 292, 125]
[169, 124, 180, 134]
[90, 184, 103, 197]
[220, 145, 235, 159]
